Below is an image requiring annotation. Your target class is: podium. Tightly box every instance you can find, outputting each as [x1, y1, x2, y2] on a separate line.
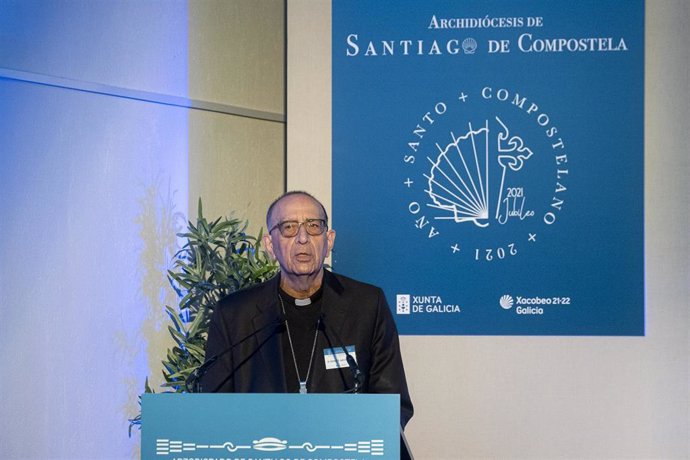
[142, 393, 405, 460]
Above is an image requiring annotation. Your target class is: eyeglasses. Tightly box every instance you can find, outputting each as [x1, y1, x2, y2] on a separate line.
[269, 219, 328, 238]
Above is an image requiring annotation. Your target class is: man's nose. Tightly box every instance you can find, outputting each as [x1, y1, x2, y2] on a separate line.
[296, 223, 310, 243]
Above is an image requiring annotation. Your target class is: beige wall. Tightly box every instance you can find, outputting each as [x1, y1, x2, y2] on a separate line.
[287, 1, 331, 212]
[189, 0, 285, 234]
[287, 1, 689, 458]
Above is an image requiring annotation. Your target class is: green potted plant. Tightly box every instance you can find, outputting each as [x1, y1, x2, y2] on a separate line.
[129, 199, 278, 435]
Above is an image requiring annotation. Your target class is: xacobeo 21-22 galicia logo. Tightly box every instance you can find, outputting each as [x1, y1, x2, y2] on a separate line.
[401, 86, 570, 262]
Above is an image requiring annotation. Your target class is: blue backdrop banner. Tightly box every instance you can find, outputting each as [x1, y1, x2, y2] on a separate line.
[332, 0, 644, 335]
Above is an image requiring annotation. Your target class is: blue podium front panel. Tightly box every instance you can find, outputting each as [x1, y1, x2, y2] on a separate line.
[142, 393, 400, 460]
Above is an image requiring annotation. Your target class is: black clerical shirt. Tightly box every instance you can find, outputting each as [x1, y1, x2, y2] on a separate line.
[279, 286, 323, 393]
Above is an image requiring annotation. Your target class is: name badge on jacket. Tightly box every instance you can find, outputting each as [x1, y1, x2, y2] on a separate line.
[324, 345, 356, 369]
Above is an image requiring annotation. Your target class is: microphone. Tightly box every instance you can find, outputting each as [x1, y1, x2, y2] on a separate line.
[319, 314, 365, 394]
[186, 314, 285, 393]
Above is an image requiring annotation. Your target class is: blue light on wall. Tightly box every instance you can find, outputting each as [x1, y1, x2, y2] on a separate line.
[0, 2, 190, 458]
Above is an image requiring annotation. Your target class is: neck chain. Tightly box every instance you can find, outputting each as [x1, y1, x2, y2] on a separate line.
[278, 295, 320, 394]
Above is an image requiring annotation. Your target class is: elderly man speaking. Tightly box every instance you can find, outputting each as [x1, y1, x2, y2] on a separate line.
[201, 191, 413, 428]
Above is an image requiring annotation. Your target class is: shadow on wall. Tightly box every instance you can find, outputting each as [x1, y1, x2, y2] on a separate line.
[115, 173, 186, 457]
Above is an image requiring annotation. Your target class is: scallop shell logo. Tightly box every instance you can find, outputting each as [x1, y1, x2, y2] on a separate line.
[425, 121, 490, 227]
[462, 38, 477, 54]
[401, 88, 568, 262]
[424, 117, 533, 228]
[500, 295, 514, 310]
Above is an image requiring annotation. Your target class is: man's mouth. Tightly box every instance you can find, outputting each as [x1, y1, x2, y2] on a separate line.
[294, 252, 312, 262]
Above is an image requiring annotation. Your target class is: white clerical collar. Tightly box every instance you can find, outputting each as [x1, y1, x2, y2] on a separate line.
[294, 297, 312, 306]
[278, 283, 324, 307]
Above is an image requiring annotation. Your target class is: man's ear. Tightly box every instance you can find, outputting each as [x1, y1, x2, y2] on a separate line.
[263, 233, 276, 260]
[326, 229, 336, 256]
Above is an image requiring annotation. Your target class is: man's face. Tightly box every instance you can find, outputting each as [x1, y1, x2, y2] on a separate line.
[264, 194, 335, 279]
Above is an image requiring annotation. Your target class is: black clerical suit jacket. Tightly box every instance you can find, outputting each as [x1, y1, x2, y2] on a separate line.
[201, 270, 414, 428]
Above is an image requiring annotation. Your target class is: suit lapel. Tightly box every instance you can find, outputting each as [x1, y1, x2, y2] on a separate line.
[311, 271, 348, 391]
[251, 277, 287, 392]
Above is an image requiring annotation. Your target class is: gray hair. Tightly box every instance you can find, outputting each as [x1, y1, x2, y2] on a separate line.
[265, 190, 329, 229]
